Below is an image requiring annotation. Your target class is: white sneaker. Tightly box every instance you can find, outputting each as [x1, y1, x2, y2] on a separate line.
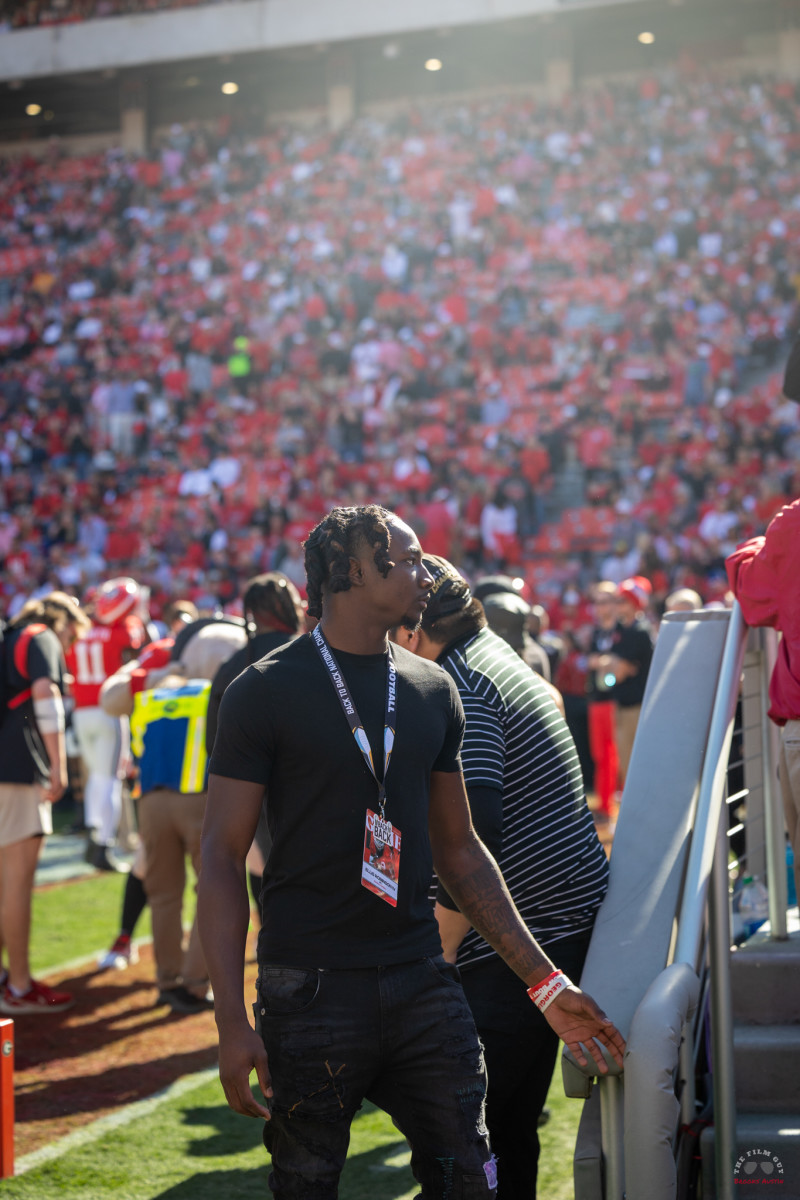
[97, 934, 139, 971]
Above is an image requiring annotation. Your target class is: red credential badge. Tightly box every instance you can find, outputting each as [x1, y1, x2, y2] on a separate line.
[362, 808, 401, 907]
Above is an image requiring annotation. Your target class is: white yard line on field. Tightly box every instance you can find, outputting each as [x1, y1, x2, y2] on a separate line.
[14, 1065, 220, 1175]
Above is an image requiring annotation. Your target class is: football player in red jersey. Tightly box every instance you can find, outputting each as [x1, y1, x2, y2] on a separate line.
[67, 578, 148, 871]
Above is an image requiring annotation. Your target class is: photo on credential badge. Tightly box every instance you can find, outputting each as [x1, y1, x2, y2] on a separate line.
[362, 809, 401, 906]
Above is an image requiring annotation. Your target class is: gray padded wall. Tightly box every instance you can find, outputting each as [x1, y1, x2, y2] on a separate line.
[572, 611, 730, 1035]
[567, 612, 731, 1194]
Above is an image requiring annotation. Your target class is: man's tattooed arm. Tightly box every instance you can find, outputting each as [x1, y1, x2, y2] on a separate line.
[436, 828, 555, 983]
[429, 770, 627, 1072]
[429, 771, 555, 986]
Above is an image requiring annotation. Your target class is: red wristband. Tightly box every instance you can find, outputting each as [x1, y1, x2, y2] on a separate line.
[527, 970, 572, 1013]
[527, 970, 559, 998]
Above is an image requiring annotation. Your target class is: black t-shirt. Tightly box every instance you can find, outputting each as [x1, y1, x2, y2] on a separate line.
[206, 630, 297, 755]
[209, 633, 464, 969]
[610, 618, 654, 708]
[0, 624, 66, 785]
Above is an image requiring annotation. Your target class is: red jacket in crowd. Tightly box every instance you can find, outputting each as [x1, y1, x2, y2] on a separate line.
[726, 499, 800, 725]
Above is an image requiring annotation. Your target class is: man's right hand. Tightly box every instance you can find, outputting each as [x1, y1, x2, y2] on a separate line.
[218, 1023, 273, 1119]
[544, 985, 626, 1073]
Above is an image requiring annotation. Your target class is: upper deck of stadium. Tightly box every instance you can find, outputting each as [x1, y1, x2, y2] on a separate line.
[1, 0, 799, 150]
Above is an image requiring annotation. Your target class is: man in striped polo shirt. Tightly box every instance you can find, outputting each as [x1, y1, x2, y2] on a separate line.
[393, 555, 609, 1200]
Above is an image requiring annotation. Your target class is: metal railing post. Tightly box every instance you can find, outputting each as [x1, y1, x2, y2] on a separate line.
[600, 1075, 625, 1200]
[709, 809, 736, 1199]
[678, 1026, 696, 1130]
[759, 628, 788, 938]
[675, 603, 747, 969]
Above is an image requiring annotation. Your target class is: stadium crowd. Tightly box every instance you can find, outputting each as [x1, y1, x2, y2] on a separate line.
[1, 71, 799, 644]
[0, 56, 796, 1200]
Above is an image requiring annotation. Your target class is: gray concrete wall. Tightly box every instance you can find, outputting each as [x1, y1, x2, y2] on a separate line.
[0, 0, 648, 82]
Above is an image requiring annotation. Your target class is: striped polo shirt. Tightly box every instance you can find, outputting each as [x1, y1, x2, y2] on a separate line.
[439, 628, 609, 968]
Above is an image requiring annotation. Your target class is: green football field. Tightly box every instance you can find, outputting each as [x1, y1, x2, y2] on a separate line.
[13, 857, 582, 1197]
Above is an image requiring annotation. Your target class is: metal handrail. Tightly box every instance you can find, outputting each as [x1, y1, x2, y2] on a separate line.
[671, 603, 748, 1200]
[707, 798, 737, 1200]
[575, 609, 786, 1200]
[759, 628, 789, 937]
[673, 602, 747, 970]
[604, 609, 786, 1199]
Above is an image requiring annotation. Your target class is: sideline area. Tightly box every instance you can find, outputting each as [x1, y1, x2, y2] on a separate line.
[15, 1067, 220, 1175]
[12, 830, 583, 1197]
[16, 833, 233, 1161]
[11, 934, 231, 1161]
[35, 833, 134, 888]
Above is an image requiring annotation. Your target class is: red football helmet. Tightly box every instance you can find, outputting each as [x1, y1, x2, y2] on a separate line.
[94, 577, 140, 626]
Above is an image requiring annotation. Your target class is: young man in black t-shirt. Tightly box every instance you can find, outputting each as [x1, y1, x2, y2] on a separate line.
[198, 504, 625, 1200]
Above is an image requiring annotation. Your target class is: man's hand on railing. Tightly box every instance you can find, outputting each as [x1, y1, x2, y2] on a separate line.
[544, 985, 626, 1073]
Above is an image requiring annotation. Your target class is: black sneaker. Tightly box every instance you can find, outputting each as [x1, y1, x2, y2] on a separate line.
[160, 986, 214, 1015]
[85, 840, 130, 874]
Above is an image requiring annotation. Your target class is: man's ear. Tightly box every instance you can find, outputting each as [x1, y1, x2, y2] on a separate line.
[391, 624, 422, 652]
[414, 628, 442, 661]
[392, 627, 421, 654]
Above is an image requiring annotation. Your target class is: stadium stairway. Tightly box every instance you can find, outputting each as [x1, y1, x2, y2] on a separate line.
[564, 609, 800, 1199]
[699, 923, 800, 1198]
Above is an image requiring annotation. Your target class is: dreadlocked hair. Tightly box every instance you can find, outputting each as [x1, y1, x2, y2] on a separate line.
[243, 572, 304, 634]
[304, 505, 393, 620]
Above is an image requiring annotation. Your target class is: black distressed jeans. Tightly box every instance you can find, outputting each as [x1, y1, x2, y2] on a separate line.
[255, 956, 497, 1200]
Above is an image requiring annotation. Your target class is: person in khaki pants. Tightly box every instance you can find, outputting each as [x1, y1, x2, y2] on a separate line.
[727, 499, 800, 906]
[101, 622, 246, 1015]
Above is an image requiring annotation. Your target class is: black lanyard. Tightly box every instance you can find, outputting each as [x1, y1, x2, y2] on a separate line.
[311, 625, 396, 818]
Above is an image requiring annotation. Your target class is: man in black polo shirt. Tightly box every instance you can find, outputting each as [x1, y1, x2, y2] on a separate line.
[197, 504, 624, 1200]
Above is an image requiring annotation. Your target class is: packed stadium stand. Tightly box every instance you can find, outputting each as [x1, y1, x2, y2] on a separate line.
[0, 0, 798, 635]
[2, 4, 800, 1198]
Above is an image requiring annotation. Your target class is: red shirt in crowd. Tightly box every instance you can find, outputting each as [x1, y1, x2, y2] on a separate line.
[726, 499, 800, 725]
